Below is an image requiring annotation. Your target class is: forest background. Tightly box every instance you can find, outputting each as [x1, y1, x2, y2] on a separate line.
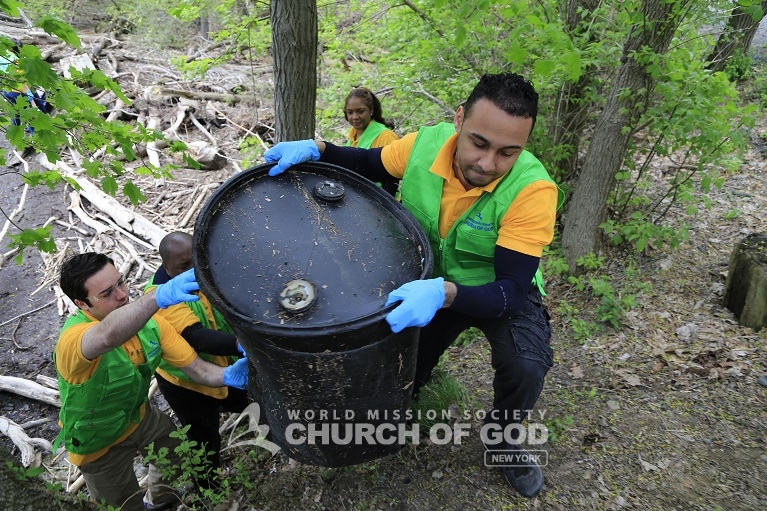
[0, 0, 766, 510]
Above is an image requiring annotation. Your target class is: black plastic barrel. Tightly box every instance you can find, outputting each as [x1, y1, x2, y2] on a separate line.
[193, 162, 433, 467]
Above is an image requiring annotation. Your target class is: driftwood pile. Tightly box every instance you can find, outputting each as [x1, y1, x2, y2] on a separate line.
[0, 22, 274, 489]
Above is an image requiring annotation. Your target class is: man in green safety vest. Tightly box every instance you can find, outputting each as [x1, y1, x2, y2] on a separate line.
[55, 253, 249, 511]
[264, 73, 558, 499]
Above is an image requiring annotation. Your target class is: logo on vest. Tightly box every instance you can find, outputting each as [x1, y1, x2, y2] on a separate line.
[146, 338, 161, 359]
[463, 212, 494, 232]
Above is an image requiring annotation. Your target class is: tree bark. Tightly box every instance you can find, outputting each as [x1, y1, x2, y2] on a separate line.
[270, 0, 318, 142]
[724, 232, 767, 330]
[707, 0, 767, 72]
[561, 0, 689, 272]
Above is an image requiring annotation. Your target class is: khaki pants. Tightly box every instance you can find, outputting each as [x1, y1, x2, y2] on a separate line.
[78, 404, 184, 511]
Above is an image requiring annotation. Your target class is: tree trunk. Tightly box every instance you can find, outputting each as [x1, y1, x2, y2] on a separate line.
[270, 0, 318, 142]
[706, 0, 767, 72]
[200, 13, 210, 41]
[0, 447, 96, 510]
[548, 0, 601, 181]
[724, 232, 767, 330]
[561, 0, 688, 272]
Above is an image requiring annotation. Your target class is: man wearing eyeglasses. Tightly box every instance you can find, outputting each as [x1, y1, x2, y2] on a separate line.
[145, 231, 248, 491]
[54, 252, 249, 511]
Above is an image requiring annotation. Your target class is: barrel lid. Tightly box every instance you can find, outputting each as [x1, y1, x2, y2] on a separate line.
[193, 162, 431, 335]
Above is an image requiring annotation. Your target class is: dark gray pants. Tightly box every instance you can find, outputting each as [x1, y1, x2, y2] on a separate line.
[414, 288, 554, 442]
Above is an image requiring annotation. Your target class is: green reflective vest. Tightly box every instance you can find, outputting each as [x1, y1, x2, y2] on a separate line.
[144, 276, 234, 385]
[345, 120, 388, 149]
[400, 123, 554, 292]
[55, 311, 163, 455]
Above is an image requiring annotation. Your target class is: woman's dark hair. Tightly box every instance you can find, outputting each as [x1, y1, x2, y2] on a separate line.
[60, 252, 114, 307]
[344, 87, 394, 130]
[464, 73, 539, 131]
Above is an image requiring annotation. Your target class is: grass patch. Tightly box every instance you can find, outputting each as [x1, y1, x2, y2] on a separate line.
[410, 371, 469, 429]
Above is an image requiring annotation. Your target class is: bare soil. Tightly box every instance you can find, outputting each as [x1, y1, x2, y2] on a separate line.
[1, 27, 767, 511]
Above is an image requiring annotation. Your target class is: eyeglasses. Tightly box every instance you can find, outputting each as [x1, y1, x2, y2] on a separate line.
[89, 275, 127, 303]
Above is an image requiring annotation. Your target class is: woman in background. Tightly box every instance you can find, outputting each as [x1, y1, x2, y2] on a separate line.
[344, 87, 399, 196]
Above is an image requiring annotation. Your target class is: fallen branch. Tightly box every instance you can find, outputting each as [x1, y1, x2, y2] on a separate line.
[154, 86, 242, 104]
[178, 187, 208, 228]
[0, 179, 28, 248]
[40, 41, 67, 61]
[0, 299, 56, 328]
[68, 191, 112, 235]
[54, 218, 90, 235]
[185, 40, 226, 63]
[0, 416, 50, 467]
[0, 375, 62, 407]
[42, 155, 168, 247]
[68, 473, 86, 493]
[19, 417, 53, 429]
[188, 111, 217, 146]
[35, 374, 59, 390]
[148, 376, 158, 399]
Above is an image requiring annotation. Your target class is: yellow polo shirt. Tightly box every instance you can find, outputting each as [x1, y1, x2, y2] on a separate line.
[152, 292, 231, 399]
[381, 132, 557, 257]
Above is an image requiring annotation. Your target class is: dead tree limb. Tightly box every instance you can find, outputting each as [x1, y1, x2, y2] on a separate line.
[0, 416, 49, 467]
[153, 86, 242, 104]
[0, 375, 61, 407]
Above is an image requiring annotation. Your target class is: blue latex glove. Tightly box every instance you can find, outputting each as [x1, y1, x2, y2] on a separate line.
[385, 277, 445, 333]
[264, 140, 320, 176]
[155, 268, 200, 308]
[223, 356, 249, 389]
[236, 342, 246, 357]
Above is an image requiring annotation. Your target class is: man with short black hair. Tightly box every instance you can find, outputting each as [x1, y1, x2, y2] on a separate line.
[264, 72, 557, 498]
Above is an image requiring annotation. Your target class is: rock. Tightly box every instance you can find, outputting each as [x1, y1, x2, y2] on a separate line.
[757, 375, 767, 387]
[676, 323, 699, 342]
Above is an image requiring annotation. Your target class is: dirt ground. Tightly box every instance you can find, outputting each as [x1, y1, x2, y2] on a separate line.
[2, 27, 767, 511]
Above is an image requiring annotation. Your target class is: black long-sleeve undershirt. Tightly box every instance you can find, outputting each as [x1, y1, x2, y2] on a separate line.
[320, 142, 391, 182]
[151, 266, 240, 356]
[180, 323, 240, 356]
[449, 246, 539, 318]
[319, 141, 540, 318]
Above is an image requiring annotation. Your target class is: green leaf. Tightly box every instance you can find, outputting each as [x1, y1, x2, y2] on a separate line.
[36, 16, 80, 47]
[505, 42, 528, 65]
[455, 25, 467, 46]
[182, 153, 202, 170]
[124, 180, 146, 205]
[563, 50, 583, 81]
[8, 226, 56, 263]
[25, 466, 45, 477]
[18, 46, 58, 87]
[82, 159, 102, 179]
[63, 175, 81, 190]
[0, 0, 21, 16]
[78, 69, 131, 104]
[169, 140, 188, 152]
[533, 58, 556, 77]
[5, 124, 24, 148]
[101, 175, 118, 196]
